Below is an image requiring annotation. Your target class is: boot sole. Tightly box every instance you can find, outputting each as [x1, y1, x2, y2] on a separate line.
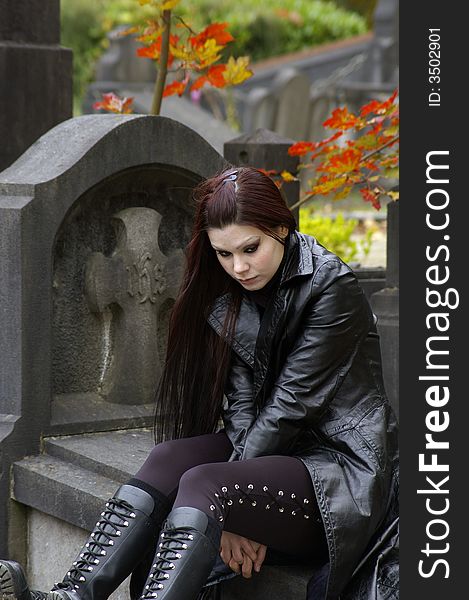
[0, 561, 28, 600]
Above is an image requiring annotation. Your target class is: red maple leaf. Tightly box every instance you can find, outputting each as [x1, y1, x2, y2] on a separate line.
[163, 81, 187, 97]
[323, 106, 360, 130]
[207, 64, 227, 87]
[190, 23, 234, 49]
[288, 141, 317, 156]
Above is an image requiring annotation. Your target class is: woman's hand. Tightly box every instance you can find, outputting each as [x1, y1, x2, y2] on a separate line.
[220, 531, 267, 578]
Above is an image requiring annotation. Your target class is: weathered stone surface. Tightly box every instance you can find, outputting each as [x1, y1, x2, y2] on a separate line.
[0, 0, 60, 44]
[224, 128, 300, 223]
[0, 1, 72, 171]
[0, 114, 228, 555]
[27, 509, 131, 600]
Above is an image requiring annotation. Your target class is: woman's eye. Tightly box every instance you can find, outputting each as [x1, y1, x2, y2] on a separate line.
[217, 251, 231, 258]
[245, 245, 258, 253]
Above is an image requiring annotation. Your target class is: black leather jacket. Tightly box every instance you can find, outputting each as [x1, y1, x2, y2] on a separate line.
[207, 231, 399, 599]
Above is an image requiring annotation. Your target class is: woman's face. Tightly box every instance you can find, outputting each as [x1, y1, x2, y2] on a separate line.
[207, 223, 287, 290]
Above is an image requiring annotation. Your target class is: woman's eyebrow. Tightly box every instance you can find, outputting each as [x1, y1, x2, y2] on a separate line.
[212, 236, 260, 251]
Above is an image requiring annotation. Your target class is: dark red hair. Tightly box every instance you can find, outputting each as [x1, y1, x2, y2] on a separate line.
[155, 166, 297, 441]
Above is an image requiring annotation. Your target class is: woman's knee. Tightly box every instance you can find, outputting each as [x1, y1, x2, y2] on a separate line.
[178, 463, 224, 497]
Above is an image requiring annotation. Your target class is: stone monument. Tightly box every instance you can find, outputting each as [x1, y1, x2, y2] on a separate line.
[0, 0, 72, 171]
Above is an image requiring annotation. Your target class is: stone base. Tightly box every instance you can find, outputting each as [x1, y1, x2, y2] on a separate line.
[27, 508, 130, 600]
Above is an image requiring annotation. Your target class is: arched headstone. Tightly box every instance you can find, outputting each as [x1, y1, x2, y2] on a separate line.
[0, 114, 228, 555]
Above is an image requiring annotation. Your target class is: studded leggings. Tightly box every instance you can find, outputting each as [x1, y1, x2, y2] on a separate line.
[134, 431, 327, 559]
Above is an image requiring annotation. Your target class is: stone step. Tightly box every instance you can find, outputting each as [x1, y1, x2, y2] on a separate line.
[218, 564, 311, 599]
[43, 427, 154, 482]
[13, 453, 121, 532]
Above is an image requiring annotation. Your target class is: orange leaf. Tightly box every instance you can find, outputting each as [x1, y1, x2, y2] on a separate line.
[207, 64, 227, 87]
[360, 187, 381, 210]
[323, 106, 361, 131]
[190, 23, 234, 49]
[93, 93, 133, 114]
[360, 89, 399, 117]
[288, 141, 317, 156]
[191, 75, 209, 91]
[163, 81, 187, 97]
[320, 148, 363, 175]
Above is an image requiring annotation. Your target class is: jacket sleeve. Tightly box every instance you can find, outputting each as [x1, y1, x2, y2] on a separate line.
[240, 262, 372, 460]
[223, 350, 256, 460]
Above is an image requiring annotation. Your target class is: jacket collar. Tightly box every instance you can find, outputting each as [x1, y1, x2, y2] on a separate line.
[207, 231, 315, 367]
[280, 230, 314, 284]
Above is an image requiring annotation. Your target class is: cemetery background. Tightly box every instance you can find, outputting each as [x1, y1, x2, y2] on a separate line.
[0, 1, 398, 598]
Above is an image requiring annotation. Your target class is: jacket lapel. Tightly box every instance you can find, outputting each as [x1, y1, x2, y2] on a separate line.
[207, 293, 260, 368]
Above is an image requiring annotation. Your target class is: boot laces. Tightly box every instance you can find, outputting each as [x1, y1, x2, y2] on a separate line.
[54, 497, 137, 591]
[141, 530, 194, 599]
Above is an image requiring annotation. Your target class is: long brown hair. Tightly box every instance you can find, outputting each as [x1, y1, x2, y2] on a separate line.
[155, 166, 297, 441]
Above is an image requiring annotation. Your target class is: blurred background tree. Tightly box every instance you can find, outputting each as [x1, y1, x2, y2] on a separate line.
[61, 0, 370, 111]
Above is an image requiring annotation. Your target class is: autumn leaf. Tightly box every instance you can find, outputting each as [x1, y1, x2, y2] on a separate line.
[360, 187, 381, 210]
[159, 0, 181, 9]
[288, 141, 317, 156]
[191, 38, 224, 68]
[190, 23, 234, 49]
[223, 56, 253, 86]
[323, 106, 362, 131]
[190, 75, 209, 91]
[320, 148, 363, 175]
[310, 176, 348, 196]
[258, 168, 278, 177]
[137, 36, 177, 67]
[334, 186, 353, 200]
[360, 89, 399, 117]
[207, 64, 227, 87]
[280, 171, 297, 182]
[93, 93, 134, 114]
[163, 80, 187, 97]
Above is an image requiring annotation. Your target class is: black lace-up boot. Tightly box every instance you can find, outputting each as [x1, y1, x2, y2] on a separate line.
[0, 484, 167, 600]
[0, 561, 49, 600]
[46, 484, 170, 600]
[139, 507, 221, 600]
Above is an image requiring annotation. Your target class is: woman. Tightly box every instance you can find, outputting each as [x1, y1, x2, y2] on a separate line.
[0, 167, 399, 600]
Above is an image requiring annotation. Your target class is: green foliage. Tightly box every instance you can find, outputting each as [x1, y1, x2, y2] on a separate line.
[299, 208, 373, 264]
[61, 0, 368, 109]
[61, 0, 108, 106]
[334, 0, 378, 27]
[175, 0, 368, 61]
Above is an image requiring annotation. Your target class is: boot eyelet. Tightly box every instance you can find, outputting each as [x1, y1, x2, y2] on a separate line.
[265, 505, 270, 509]
[130, 512, 136, 518]
[304, 514, 310, 519]
[80, 577, 86, 582]
[94, 559, 99, 564]
[101, 550, 106, 556]
[116, 531, 121, 536]
[109, 540, 114, 546]
[279, 507, 284, 513]
[239, 499, 243, 504]
[188, 534, 194, 540]
[164, 574, 170, 579]
[182, 543, 188, 549]
[227, 500, 233, 506]
[175, 553, 182, 558]
[248, 484, 254, 490]
[251, 501, 257, 507]
[123, 521, 129, 526]
[170, 563, 175, 569]
[222, 487, 228, 492]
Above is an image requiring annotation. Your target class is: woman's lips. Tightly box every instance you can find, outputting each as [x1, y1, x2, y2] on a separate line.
[238, 276, 258, 285]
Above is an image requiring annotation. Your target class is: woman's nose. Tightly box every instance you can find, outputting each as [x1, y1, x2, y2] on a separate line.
[233, 255, 249, 274]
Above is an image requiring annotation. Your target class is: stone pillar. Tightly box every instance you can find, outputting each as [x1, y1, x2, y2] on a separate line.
[0, 0, 73, 171]
[371, 200, 399, 419]
[224, 128, 300, 223]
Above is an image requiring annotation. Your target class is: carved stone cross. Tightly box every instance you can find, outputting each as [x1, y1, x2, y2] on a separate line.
[84, 207, 184, 405]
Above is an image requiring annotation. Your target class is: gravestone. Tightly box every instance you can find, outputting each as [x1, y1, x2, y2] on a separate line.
[0, 114, 228, 573]
[0, 0, 72, 171]
[272, 69, 311, 141]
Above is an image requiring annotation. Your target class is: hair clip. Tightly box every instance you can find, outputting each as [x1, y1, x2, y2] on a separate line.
[223, 172, 238, 182]
[222, 171, 238, 192]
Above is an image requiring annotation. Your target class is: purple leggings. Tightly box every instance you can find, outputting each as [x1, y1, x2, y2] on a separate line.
[134, 431, 327, 559]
